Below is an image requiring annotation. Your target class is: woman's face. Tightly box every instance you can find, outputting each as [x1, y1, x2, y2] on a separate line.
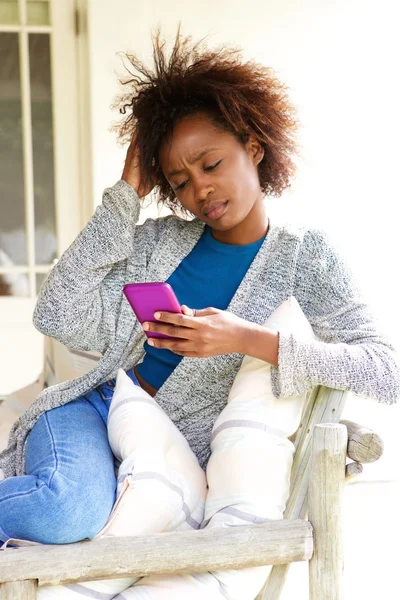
[159, 112, 268, 244]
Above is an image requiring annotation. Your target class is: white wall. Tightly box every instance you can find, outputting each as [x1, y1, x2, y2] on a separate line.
[85, 0, 400, 479]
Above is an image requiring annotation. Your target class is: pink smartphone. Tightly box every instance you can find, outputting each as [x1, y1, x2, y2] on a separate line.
[123, 282, 182, 339]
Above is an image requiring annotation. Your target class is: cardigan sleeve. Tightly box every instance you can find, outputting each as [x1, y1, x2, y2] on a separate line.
[33, 180, 166, 354]
[270, 228, 400, 404]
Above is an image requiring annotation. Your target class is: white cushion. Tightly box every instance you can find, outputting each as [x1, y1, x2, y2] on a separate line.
[98, 369, 207, 537]
[206, 295, 315, 522]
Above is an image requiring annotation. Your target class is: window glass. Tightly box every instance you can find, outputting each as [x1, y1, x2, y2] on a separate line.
[0, 1, 18, 25]
[0, 33, 27, 270]
[29, 33, 57, 265]
[27, 0, 50, 26]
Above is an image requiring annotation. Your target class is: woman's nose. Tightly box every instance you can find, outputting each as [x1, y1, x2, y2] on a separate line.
[193, 174, 215, 201]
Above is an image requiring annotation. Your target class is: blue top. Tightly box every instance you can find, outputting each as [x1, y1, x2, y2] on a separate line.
[136, 225, 267, 389]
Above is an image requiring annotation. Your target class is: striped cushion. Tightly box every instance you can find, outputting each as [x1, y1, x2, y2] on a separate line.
[99, 368, 207, 537]
[200, 296, 315, 598]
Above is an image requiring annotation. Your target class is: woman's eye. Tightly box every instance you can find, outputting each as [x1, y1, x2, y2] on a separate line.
[173, 160, 222, 190]
[204, 160, 222, 171]
[175, 180, 188, 191]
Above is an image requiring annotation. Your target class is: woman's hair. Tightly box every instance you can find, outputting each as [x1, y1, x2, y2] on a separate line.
[113, 29, 299, 215]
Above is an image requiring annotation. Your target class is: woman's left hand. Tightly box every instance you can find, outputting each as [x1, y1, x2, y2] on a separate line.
[142, 305, 251, 357]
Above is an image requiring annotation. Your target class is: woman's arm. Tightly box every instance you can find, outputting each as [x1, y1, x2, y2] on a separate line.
[270, 229, 400, 404]
[33, 137, 163, 354]
[33, 180, 142, 353]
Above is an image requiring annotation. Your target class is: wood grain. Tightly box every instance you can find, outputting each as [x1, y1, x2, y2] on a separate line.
[258, 386, 348, 600]
[0, 520, 312, 587]
[308, 423, 347, 600]
[341, 419, 384, 463]
[0, 580, 38, 599]
[345, 460, 363, 481]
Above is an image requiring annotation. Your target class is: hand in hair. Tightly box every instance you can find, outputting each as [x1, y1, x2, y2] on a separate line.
[121, 132, 155, 198]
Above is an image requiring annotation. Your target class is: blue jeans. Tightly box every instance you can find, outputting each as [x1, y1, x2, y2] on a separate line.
[0, 369, 141, 545]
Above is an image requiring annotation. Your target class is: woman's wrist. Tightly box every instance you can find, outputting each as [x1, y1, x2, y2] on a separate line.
[237, 322, 279, 366]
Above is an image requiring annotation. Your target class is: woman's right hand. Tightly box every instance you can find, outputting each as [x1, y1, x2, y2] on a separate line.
[121, 134, 155, 198]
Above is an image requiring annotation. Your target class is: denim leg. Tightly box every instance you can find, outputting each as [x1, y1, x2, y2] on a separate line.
[0, 394, 116, 544]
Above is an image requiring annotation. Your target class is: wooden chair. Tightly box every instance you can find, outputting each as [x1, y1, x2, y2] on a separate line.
[0, 338, 384, 600]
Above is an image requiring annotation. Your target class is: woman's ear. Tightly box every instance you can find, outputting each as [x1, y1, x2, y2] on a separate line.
[246, 136, 264, 166]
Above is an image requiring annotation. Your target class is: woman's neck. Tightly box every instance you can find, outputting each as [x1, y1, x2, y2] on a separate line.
[210, 199, 269, 245]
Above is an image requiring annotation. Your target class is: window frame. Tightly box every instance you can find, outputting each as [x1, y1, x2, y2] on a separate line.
[0, 0, 87, 299]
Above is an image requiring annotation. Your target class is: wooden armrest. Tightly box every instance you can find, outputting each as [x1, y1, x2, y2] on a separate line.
[340, 420, 384, 463]
[0, 521, 312, 587]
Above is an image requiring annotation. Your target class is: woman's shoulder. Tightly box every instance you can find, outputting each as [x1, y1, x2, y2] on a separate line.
[266, 222, 346, 279]
[269, 220, 336, 253]
[268, 219, 328, 248]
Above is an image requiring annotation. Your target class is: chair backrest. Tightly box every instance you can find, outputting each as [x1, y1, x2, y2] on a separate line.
[0, 338, 101, 455]
[256, 385, 349, 600]
[42, 337, 101, 388]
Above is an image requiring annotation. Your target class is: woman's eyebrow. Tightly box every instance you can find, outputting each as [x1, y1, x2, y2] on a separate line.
[168, 147, 219, 178]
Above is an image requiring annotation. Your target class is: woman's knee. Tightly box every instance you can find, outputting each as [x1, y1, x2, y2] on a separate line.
[0, 472, 116, 545]
[41, 502, 113, 544]
[39, 474, 116, 543]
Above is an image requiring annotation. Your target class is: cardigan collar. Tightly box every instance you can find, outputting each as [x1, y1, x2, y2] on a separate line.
[146, 216, 206, 284]
[138, 215, 292, 406]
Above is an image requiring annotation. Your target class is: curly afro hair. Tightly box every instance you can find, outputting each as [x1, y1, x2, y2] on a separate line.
[112, 28, 299, 216]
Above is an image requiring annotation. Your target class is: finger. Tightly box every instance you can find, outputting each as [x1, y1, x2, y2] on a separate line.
[144, 323, 195, 339]
[181, 305, 196, 317]
[186, 307, 219, 317]
[153, 311, 197, 328]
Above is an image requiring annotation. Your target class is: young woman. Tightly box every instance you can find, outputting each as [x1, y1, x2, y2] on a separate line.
[0, 31, 398, 546]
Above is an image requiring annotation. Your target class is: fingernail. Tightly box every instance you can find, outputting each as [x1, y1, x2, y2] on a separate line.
[148, 340, 155, 346]
[143, 323, 149, 330]
[154, 312, 161, 319]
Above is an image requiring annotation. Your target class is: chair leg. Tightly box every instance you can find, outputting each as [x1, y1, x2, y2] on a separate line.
[0, 580, 38, 599]
[308, 423, 347, 600]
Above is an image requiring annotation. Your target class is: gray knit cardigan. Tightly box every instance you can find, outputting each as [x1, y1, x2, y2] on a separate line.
[1, 180, 399, 477]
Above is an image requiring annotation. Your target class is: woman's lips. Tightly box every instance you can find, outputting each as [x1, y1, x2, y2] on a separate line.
[207, 201, 228, 219]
